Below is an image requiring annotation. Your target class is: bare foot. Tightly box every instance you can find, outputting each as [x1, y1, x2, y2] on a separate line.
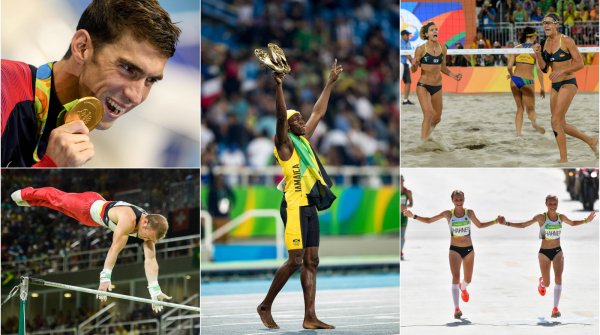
[589, 138, 599, 158]
[303, 318, 335, 329]
[257, 304, 279, 329]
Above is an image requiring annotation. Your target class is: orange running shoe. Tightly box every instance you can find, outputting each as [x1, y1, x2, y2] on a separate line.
[454, 307, 462, 319]
[551, 307, 561, 318]
[538, 277, 546, 296]
[458, 283, 470, 302]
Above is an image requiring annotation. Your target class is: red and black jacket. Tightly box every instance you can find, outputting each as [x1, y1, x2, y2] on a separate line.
[1, 60, 59, 167]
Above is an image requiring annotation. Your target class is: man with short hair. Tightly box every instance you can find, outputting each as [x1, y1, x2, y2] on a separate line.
[401, 30, 414, 105]
[11, 186, 171, 312]
[1, 0, 181, 167]
[257, 60, 342, 330]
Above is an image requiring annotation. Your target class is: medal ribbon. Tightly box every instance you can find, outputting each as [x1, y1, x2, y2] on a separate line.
[33, 63, 79, 162]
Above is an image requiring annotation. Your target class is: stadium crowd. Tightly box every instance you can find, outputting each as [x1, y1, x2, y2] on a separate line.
[201, 0, 400, 171]
[440, 0, 599, 66]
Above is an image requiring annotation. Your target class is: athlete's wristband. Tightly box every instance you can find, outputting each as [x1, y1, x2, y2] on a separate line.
[147, 281, 162, 299]
[413, 214, 418, 219]
[100, 269, 112, 283]
[583, 218, 588, 224]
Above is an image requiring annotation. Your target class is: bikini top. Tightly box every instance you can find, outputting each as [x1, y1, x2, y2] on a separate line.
[542, 35, 572, 63]
[449, 209, 471, 238]
[539, 212, 562, 240]
[515, 43, 536, 65]
[420, 43, 444, 65]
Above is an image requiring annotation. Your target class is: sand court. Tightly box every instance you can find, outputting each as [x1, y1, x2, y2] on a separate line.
[401, 93, 599, 167]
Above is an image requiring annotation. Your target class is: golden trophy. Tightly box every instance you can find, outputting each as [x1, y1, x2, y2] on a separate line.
[254, 43, 291, 74]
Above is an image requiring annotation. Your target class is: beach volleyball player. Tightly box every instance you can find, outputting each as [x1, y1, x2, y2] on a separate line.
[411, 22, 462, 141]
[402, 190, 501, 319]
[501, 195, 596, 317]
[532, 13, 598, 162]
[10, 186, 172, 312]
[507, 26, 546, 137]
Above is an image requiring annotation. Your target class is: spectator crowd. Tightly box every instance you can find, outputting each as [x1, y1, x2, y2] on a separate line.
[438, 0, 599, 67]
[201, 0, 400, 171]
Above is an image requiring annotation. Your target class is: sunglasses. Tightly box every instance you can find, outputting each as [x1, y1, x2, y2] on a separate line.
[542, 20, 558, 25]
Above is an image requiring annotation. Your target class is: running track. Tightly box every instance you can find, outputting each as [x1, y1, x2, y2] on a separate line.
[201, 273, 399, 335]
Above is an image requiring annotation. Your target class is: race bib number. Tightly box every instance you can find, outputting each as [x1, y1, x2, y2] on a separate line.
[543, 224, 561, 240]
[451, 220, 470, 236]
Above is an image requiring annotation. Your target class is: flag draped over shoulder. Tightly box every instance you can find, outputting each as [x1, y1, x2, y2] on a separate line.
[289, 133, 336, 210]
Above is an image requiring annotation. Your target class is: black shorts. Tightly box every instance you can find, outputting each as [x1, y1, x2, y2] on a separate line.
[280, 199, 320, 250]
[539, 246, 562, 261]
[450, 245, 474, 258]
[402, 63, 411, 84]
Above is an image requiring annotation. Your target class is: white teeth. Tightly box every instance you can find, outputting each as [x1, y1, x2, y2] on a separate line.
[106, 98, 125, 115]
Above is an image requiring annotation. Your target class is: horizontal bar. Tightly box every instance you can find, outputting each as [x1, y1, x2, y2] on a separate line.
[27, 277, 200, 313]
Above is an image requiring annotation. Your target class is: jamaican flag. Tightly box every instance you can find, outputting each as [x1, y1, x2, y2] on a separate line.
[289, 133, 336, 210]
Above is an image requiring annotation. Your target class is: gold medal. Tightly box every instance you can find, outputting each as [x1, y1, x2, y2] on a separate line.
[64, 97, 103, 131]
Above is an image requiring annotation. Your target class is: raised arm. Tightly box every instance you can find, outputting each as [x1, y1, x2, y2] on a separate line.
[273, 72, 293, 160]
[402, 209, 449, 224]
[504, 214, 543, 228]
[561, 211, 596, 226]
[304, 59, 343, 139]
[468, 210, 499, 229]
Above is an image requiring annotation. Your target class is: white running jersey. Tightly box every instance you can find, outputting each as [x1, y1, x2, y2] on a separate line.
[449, 209, 471, 237]
[540, 212, 562, 240]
